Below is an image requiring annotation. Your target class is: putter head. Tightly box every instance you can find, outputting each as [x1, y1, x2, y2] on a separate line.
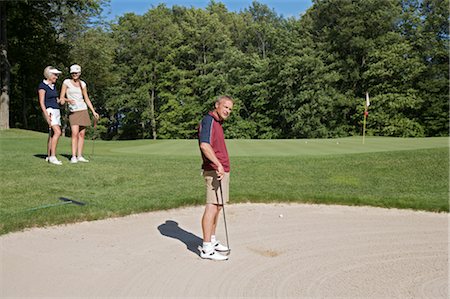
[59, 197, 86, 206]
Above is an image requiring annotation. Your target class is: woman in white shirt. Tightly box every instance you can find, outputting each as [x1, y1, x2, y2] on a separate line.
[60, 64, 99, 163]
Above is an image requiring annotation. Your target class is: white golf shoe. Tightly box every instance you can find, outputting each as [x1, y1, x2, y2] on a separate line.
[77, 156, 89, 163]
[70, 156, 78, 164]
[48, 156, 62, 165]
[199, 248, 228, 261]
[214, 241, 229, 252]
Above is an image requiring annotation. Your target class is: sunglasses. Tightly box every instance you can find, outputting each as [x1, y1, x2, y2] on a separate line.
[71, 72, 80, 76]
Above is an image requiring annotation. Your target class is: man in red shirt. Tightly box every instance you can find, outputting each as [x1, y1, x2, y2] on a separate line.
[198, 96, 234, 261]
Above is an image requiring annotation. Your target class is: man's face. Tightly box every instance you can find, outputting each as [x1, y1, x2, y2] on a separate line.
[216, 99, 233, 121]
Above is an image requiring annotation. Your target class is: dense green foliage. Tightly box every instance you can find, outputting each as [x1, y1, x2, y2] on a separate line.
[5, 0, 449, 139]
[0, 129, 448, 234]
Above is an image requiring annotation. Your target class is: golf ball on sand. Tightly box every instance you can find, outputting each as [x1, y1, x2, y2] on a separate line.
[279, 214, 284, 218]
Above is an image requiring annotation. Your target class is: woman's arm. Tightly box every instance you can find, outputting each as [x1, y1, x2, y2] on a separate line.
[38, 89, 51, 126]
[59, 83, 67, 105]
[82, 84, 99, 119]
[59, 82, 75, 105]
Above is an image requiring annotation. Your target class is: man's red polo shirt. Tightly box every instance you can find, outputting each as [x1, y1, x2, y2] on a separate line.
[198, 112, 230, 172]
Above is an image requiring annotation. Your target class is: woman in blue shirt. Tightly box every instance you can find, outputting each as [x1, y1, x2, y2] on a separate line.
[38, 66, 64, 165]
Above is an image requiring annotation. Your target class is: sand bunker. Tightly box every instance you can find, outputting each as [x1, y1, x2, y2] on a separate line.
[1, 203, 448, 298]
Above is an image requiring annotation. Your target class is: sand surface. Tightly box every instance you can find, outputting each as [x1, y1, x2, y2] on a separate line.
[1, 203, 448, 298]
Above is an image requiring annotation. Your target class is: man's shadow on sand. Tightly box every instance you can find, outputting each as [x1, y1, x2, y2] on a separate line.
[158, 220, 202, 257]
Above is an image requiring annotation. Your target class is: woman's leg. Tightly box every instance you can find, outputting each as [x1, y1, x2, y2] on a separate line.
[50, 125, 61, 157]
[71, 125, 80, 157]
[77, 126, 86, 157]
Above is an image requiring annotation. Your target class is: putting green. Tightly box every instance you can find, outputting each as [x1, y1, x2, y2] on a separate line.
[110, 137, 449, 157]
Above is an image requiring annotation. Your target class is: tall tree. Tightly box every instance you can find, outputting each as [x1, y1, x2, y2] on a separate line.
[415, 0, 449, 136]
[171, 6, 234, 134]
[363, 32, 426, 136]
[0, 2, 10, 129]
[243, 1, 281, 59]
[274, 15, 347, 138]
[111, 5, 182, 139]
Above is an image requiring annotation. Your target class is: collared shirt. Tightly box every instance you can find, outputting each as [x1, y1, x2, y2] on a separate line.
[198, 111, 230, 172]
[43, 79, 55, 90]
[38, 80, 59, 109]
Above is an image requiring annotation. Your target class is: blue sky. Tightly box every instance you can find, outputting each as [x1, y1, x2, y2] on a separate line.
[103, 0, 313, 20]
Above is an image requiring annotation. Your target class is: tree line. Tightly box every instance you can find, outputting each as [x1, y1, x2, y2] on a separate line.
[2, 0, 448, 139]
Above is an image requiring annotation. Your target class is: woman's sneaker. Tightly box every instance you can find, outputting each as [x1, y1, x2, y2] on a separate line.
[199, 247, 228, 261]
[214, 241, 229, 252]
[48, 156, 62, 165]
[77, 156, 89, 163]
[70, 156, 78, 164]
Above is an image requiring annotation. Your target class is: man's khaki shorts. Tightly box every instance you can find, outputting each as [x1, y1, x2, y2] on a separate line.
[203, 170, 230, 205]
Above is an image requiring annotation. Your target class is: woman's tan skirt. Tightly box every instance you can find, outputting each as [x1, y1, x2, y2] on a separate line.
[69, 110, 91, 127]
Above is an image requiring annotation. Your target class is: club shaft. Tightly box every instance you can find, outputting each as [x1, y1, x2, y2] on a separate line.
[27, 201, 71, 211]
[219, 180, 230, 250]
[47, 127, 52, 157]
[91, 123, 97, 159]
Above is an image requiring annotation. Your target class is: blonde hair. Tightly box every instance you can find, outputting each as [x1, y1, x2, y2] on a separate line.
[43, 66, 54, 79]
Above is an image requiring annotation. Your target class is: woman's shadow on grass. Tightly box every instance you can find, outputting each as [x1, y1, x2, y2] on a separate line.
[157, 220, 202, 257]
[33, 154, 72, 161]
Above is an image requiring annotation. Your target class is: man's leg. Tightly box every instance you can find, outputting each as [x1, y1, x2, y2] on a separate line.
[210, 184, 230, 252]
[200, 171, 228, 260]
[211, 173, 229, 248]
[202, 203, 219, 242]
[200, 203, 228, 260]
[211, 205, 222, 238]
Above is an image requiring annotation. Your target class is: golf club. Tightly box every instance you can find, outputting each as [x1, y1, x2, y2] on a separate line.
[90, 117, 97, 160]
[219, 180, 230, 255]
[46, 114, 52, 161]
[26, 197, 86, 212]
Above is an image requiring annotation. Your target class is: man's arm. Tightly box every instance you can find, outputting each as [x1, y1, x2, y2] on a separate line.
[200, 142, 224, 180]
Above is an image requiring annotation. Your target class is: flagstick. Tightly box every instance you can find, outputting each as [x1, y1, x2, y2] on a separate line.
[362, 108, 367, 144]
[363, 92, 370, 144]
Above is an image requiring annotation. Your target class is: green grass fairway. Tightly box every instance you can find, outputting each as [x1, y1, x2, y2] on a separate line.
[0, 129, 448, 235]
[111, 136, 448, 156]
